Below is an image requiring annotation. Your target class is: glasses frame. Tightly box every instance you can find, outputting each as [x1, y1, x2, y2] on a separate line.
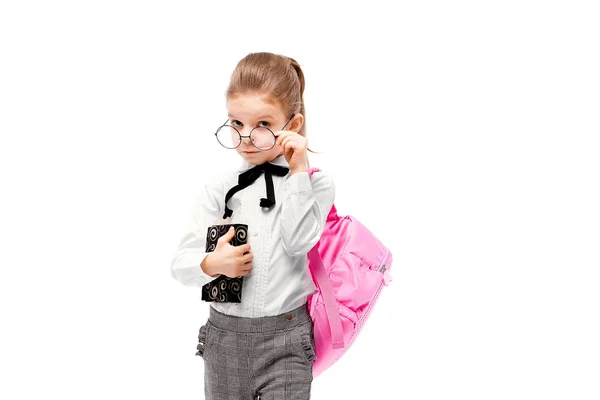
[215, 115, 295, 151]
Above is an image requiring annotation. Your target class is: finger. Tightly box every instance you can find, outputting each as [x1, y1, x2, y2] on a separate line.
[238, 268, 251, 277]
[274, 131, 291, 145]
[241, 252, 254, 263]
[282, 135, 306, 150]
[241, 264, 252, 272]
[281, 136, 296, 150]
[236, 264, 252, 276]
[282, 138, 299, 154]
[218, 226, 236, 244]
[238, 262, 251, 270]
[237, 243, 251, 254]
[274, 130, 289, 138]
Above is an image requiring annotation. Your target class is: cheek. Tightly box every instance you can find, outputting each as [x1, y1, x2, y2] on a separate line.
[270, 144, 283, 156]
[257, 146, 282, 162]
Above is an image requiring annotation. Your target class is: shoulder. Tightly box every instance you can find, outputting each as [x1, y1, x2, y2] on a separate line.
[283, 169, 334, 196]
[308, 168, 335, 189]
[199, 168, 239, 201]
[298, 168, 335, 201]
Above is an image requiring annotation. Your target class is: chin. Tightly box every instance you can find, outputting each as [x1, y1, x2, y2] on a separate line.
[239, 152, 264, 164]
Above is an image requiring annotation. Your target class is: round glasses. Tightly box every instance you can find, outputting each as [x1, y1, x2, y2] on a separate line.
[215, 115, 294, 151]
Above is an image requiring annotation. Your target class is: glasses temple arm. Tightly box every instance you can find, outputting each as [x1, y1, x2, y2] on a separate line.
[280, 115, 294, 131]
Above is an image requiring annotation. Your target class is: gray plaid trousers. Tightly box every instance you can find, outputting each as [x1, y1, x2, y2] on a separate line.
[196, 303, 316, 400]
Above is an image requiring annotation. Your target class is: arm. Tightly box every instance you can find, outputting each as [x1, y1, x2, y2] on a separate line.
[279, 170, 335, 257]
[170, 181, 223, 287]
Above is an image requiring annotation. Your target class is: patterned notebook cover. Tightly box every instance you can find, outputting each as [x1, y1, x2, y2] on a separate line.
[201, 224, 248, 303]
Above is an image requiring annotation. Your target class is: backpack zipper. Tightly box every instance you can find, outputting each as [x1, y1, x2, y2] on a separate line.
[355, 280, 385, 334]
[355, 256, 392, 333]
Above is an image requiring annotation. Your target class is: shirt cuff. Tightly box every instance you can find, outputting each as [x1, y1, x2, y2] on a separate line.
[284, 171, 312, 194]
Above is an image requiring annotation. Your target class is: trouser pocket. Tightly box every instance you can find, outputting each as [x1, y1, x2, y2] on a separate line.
[299, 322, 317, 362]
[195, 323, 208, 358]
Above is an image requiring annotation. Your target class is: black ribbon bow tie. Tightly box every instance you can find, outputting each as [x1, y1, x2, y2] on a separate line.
[223, 162, 290, 218]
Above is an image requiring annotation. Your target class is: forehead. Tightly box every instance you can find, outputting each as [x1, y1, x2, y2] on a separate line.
[226, 93, 283, 120]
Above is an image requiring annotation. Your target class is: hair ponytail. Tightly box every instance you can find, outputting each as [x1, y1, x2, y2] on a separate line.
[288, 57, 306, 136]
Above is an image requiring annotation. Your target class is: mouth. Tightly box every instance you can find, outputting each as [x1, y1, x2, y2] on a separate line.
[243, 150, 258, 154]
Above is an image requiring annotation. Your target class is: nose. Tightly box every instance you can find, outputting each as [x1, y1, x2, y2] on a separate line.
[237, 126, 250, 139]
[239, 136, 253, 147]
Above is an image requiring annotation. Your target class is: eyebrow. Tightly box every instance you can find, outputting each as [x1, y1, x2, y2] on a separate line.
[228, 113, 275, 120]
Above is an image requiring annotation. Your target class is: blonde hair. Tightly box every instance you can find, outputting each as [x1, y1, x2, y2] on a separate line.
[226, 52, 316, 166]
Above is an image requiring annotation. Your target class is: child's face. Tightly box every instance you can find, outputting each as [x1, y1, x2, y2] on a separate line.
[226, 92, 289, 165]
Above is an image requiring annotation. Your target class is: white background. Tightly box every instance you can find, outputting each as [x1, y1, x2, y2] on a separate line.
[1, 1, 599, 399]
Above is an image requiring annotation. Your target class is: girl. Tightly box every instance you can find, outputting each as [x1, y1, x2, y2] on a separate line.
[170, 52, 335, 400]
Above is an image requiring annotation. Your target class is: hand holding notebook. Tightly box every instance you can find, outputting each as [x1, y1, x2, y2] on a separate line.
[201, 224, 251, 303]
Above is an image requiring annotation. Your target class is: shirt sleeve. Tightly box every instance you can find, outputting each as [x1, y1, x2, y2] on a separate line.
[279, 170, 335, 257]
[170, 181, 223, 288]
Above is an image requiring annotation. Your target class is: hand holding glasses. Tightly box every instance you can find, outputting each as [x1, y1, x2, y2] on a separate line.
[215, 115, 294, 151]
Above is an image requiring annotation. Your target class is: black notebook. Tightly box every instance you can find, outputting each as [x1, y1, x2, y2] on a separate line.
[201, 224, 248, 303]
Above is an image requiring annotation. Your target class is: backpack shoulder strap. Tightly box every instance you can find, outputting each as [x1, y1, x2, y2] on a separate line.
[308, 244, 345, 349]
[307, 166, 344, 349]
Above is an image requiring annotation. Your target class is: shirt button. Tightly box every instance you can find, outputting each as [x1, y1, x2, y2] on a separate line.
[286, 314, 293, 321]
[252, 232, 258, 237]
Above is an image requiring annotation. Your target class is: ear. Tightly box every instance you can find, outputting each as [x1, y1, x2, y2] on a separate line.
[290, 113, 304, 133]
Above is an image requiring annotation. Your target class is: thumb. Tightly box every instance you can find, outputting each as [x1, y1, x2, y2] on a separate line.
[218, 226, 235, 245]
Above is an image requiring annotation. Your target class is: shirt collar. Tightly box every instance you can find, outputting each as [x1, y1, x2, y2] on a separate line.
[237, 154, 289, 173]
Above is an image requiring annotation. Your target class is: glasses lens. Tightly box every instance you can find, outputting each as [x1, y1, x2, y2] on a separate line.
[216, 125, 240, 149]
[250, 127, 275, 150]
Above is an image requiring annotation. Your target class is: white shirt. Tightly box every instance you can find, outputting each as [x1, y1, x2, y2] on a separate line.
[170, 155, 335, 318]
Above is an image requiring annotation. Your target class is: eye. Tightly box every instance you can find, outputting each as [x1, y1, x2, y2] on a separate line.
[231, 120, 242, 127]
[257, 121, 270, 128]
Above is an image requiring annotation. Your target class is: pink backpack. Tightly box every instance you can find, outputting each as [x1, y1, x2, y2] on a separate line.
[306, 167, 393, 378]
